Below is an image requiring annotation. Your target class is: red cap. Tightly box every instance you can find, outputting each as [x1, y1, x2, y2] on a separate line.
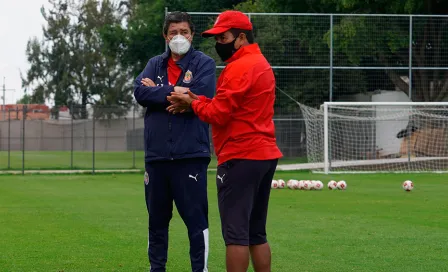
[202, 10, 252, 37]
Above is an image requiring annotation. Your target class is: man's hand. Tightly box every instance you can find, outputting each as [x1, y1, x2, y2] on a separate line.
[167, 91, 199, 114]
[166, 101, 191, 114]
[141, 78, 156, 87]
[174, 86, 190, 94]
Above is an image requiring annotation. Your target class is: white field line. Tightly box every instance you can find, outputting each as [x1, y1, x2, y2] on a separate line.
[0, 169, 142, 175]
[2, 156, 447, 174]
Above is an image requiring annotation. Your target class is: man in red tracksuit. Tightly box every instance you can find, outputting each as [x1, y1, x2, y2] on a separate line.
[168, 10, 282, 272]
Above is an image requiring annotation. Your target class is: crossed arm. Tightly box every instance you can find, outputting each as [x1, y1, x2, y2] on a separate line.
[134, 58, 215, 113]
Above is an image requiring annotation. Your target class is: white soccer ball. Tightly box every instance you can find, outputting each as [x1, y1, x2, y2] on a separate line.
[402, 180, 414, 191]
[313, 180, 323, 190]
[327, 180, 338, 190]
[291, 180, 300, 189]
[277, 179, 285, 189]
[303, 180, 312, 190]
[287, 179, 297, 189]
[297, 180, 304, 190]
[309, 180, 316, 190]
[337, 180, 347, 190]
[271, 180, 279, 189]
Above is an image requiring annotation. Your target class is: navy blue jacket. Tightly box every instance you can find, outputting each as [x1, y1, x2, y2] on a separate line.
[134, 47, 216, 162]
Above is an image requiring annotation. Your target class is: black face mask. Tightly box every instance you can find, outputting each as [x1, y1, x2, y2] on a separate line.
[215, 38, 239, 62]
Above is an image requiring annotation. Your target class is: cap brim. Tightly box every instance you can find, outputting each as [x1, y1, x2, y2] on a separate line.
[201, 26, 230, 37]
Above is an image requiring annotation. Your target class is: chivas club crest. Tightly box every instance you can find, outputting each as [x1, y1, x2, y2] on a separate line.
[183, 70, 193, 84]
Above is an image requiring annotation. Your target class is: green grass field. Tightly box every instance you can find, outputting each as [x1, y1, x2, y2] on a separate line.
[0, 151, 147, 170]
[0, 151, 307, 171]
[1, 172, 447, 271]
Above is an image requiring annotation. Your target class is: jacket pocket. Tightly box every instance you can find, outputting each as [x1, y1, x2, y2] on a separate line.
[144, 124, 154, 156]
[171, 117, 210, 155]
[144, 113, 169, 159]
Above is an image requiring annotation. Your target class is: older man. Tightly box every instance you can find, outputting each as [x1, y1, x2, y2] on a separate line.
[134, 11, 215, 272]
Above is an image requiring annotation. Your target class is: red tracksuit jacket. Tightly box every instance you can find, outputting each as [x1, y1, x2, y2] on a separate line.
[191, 43, 283, 165]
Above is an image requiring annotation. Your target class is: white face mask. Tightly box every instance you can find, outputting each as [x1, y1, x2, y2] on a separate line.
[168, 34, 191, 55]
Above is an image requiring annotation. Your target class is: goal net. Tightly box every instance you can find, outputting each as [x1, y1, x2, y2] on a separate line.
[299, 102, 448, 173]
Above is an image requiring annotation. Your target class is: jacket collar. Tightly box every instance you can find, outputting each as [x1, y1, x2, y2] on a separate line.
[226, 43, 261, 63]
[161, 46, 195, 70]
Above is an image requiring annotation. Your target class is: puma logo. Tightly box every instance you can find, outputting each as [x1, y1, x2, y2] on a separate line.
[189, 174, 198, 181]
[157, 76, 164, 82]
[217, 174, 225, 183]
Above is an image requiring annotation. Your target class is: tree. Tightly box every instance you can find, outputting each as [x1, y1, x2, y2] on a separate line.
[106, 0, 247, 78]
[106, 0, 166, 78]
[21, 38, 51, 105]
[22, 0, 133, 119]
[16, 94, 32, 104]
[22, 1, 73, 117]
[167, 0, 245, 12]
[229, 0, 448, 107]
[323, 0, 448, 101]
[231, 0, 348, 109]
[70, 0, 133, 119]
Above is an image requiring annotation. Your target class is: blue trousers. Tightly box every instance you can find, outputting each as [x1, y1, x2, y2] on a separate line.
[144, 158, 209, 272]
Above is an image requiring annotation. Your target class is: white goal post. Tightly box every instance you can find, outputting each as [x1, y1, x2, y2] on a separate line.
[299, 101, 448, 174]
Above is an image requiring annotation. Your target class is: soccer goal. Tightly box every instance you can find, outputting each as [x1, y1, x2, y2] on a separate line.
[299, 102, 448, 174]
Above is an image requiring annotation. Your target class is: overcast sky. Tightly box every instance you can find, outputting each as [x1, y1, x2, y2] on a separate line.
[0, 0, 48, 105]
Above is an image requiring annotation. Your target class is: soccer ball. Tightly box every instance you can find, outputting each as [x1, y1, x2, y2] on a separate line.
[303, 180, 312, 190]
[271, 180, 279, 189]
[337, 180, 347, 190]
[309, 180, 316, 190]
[291, 180, 300, 189]
[298, 180, 304, 190]
[402, 180, 414, 191]
[327, 180, 338, 190]
[277, 179, 286, 189]
[313, 180, 323, 190]
[287, 179, 298, 189]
